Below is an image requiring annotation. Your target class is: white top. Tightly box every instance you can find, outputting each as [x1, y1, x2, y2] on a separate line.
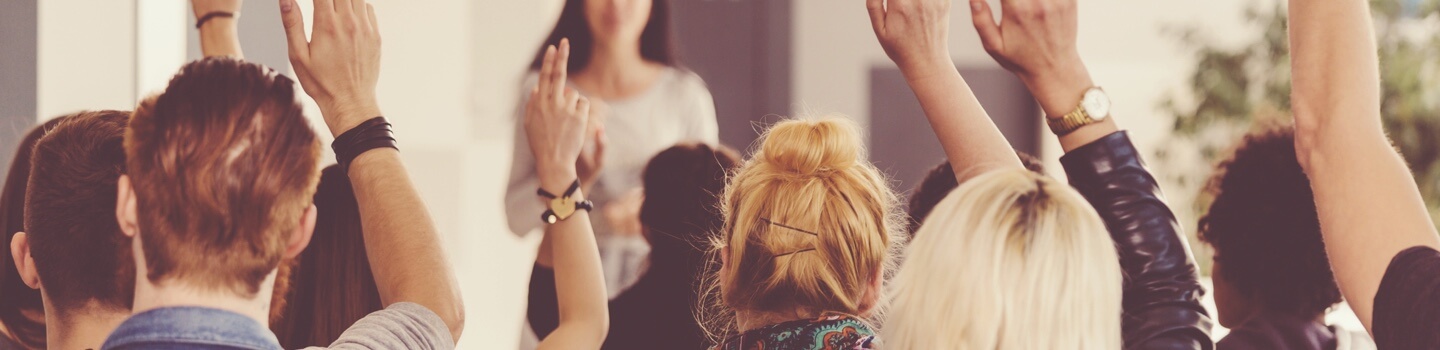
[505, 67, 720, 237]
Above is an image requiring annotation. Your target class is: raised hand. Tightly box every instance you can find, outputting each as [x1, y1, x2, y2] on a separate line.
[969, 0, 1093, 117]
[280, 0, 383, 137]
[526, 39, 593, 193]
[867, 0, 955, 79]
[577, 99, 608, 193]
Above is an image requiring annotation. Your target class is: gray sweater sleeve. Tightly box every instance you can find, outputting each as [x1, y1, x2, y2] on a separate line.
[311, 302, 455, 350]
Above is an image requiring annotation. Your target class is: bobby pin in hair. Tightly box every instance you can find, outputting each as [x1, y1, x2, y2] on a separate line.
[759, 217, 820, 236]
[773, 248, 817, 258]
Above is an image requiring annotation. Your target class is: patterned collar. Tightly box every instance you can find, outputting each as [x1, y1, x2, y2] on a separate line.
[716, 315, 877, 350]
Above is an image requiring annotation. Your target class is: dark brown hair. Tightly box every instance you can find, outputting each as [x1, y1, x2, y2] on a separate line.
[640, 143, 740, 264]
[906, 152, 1044, 235]
[530, 0, 677, 72]
[273, 165, 382, 348]
[0, 117, 65, 349]
[1198, 125, 1341, 317]
[24, 110, 135, 313]
[126, 57, 321, 297]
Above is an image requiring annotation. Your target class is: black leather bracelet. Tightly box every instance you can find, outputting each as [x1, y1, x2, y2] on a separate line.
[195, 12, 235, 29]
[332, 117, 398, 171]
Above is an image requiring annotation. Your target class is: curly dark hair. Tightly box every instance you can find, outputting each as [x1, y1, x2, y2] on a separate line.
[906, 152, 1045, 235]
[1199, 125, 1341, 317]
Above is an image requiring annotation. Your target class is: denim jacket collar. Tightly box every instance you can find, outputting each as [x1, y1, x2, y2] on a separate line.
[101, 306, 282, 350]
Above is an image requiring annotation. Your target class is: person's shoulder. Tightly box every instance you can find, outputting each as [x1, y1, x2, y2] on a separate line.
[662, 67, 712, 97]
[314, 302, 454, 350]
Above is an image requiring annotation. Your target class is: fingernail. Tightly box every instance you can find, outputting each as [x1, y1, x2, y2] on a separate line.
[280, 0, 291, 13]
[971, 1, 982, 10]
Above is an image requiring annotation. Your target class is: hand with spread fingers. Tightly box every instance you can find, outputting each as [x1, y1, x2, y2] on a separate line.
[280, 0, 383, 137]
[525, 39, 593, 194]
[866, 0, 955, 80]
[968, 0, 1094, 117]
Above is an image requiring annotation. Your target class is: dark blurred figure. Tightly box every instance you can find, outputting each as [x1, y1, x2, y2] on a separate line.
[0, 117, 66, 350]
[1200, 126, 1374, 349]
[528, 143, 740, 349]
[905, 152, 1045, 235]
[273, 165, 384, 348]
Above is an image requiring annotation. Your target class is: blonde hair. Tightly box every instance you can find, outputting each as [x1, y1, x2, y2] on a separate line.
[883, 169, 1122, 349]
[701, 117, 903, 341]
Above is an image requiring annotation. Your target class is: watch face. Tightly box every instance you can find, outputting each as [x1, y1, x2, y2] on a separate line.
[1082, 88, 1111, 120]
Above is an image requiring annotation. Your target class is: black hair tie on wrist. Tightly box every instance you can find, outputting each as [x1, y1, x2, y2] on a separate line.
[195, 12, 235, 29]
[332, 117, 399, 172]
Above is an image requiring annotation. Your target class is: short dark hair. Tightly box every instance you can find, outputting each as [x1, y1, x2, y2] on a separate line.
[906, 152, 1045, 235]
[1199, 126, 1341, 316]
[0, 117, 66, 348]
[126, 57, 321, 296]
[273, 165, 383, 349]
[640, 143, 740, 254]
[530, 0, 677, 72]
[24, 111, 135, 313]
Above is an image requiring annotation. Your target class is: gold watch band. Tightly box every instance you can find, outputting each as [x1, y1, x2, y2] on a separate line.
[1047, 106, 1093, 136]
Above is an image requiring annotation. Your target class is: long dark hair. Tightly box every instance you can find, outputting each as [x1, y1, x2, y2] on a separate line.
[0, 117, 66, 349]
[529, 0, 678, 72]
[273, 165, 384, 348]
[639, 143, 739, 268]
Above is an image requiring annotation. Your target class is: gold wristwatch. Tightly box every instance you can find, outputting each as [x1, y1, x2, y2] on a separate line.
[1046, 87, 1111, 136]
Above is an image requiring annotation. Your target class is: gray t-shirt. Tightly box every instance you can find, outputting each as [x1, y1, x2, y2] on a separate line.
[308, 302, 454, 350]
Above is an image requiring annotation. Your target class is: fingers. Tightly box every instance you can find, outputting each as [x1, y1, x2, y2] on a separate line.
[313, 0, 334, 24]
[553, 39, 572, 103]
[352, 0, 367, 18]
[366, 3, 378, 35]
[575, 97, 592, 123]
[866, 0, 887, 33]
[538, 45, 557, 106]
[971, 1, 1004, 55]
[280, 0, 310, 64]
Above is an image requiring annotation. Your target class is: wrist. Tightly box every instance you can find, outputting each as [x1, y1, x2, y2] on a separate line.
[320, 99, 383, 137]
[537, 168, 580, 195]
[1020, 57, 1095, 117]
[897, 54, 957, 83]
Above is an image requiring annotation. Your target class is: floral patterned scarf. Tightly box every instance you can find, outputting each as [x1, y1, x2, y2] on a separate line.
[714, 315, 877, 350]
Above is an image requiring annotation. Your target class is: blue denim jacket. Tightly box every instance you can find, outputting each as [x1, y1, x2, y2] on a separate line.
[102, 307, 283, 350]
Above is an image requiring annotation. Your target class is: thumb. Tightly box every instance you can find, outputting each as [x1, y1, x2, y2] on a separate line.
[280, 0, 310, 65]
[971, 1, 1003, 56]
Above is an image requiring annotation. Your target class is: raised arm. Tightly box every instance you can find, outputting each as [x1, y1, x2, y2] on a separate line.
[280, 0, 466, 342]
[192, 0, 244, 58]
[866, 0, 1021, 182]
[1288, 0, 1440, 330]
[526, 40, 611, 350]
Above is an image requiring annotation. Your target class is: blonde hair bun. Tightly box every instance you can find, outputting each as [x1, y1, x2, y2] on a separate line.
[757, 118, 863, 177]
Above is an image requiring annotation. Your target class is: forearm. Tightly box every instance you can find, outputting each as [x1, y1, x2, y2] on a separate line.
[197, 18, 243, 58]
[1288, 0, 1440, 329]
[348, 148, 466, 342]
[536, 201, 609, 348]
[904, 66, 1023, 182]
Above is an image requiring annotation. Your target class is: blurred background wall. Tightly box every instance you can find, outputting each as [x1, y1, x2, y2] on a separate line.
[7, 0, 1431, 348]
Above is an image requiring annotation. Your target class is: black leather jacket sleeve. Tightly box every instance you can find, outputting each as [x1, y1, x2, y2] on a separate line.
[1059, 131, 1215, 350]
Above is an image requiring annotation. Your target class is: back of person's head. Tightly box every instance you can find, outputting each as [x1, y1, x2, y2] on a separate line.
[640, 143, 740, 260]
[906, 152, 1044, 235]
[1199, 125, 1339, 326]
[21, 111, 135, 315]
[0, 117, 66, 348]
[885, 168, 1122, 349]
[273, 165, 382, 349]
[124, 57, 321, 297]
[705, 118, 902, 338]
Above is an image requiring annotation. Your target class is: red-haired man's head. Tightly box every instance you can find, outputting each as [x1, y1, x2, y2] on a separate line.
[118, 57, 322, 297]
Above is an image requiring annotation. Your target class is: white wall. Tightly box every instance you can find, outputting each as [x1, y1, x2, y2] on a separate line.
[37, 0, 138, 119]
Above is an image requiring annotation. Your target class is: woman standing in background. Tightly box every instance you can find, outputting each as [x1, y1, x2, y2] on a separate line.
[505, 0, 718, 293]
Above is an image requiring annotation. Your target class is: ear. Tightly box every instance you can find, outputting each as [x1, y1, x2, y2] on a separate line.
[10, 232, 41, 289]
[116, 175, 140, 239]
[857, 267, 884, 315]
[284, 204, 317, 259]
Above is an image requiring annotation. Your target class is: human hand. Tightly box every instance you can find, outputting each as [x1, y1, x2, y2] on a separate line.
[525, 40, 592, 193]
[577, 100, 608, 193]
[867, 0, 955, 80]
[970, 0, 1094, 116]
[604, 188, 644, 236]
[280, 0, 383, 137]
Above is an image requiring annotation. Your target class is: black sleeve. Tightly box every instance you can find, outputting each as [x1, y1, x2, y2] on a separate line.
[1373, 246, 1440, 349]
[526, 264, 562, 339]
[1060, 131, 1215, 350]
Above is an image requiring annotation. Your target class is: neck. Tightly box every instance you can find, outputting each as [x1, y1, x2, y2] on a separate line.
[43, 299, 130, 350]
[580, 40, 654, 86]
[132, 274, 276, 328]
[735, 308, 820, 332]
